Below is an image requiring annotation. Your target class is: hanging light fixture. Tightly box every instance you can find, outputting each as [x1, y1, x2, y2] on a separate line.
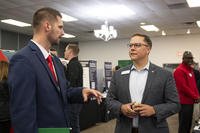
[94, 21, 117, 41]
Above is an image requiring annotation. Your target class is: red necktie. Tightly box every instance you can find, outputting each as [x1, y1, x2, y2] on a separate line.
[46, 55, 57, 82]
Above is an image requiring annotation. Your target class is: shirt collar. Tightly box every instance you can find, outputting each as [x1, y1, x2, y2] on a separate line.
[131, 61, 150, 71]
[31, 39, 51, 59]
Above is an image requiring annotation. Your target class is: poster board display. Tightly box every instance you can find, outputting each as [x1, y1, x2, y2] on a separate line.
[163, 63, 199, 73]
[163, 63, 179, 73]
[80, 60, 97, 89]
[104, 62, 112, 89]
[118, 60, 132, 68]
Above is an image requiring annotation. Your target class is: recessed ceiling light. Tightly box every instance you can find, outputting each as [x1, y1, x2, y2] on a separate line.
[186, 0, 200, 7]
[61, 13, 78, 22]
[84, 4, 135, 19]
[1, 19, 31, 27]
[187, 29, 191, 34]
[162, 30, 166, 36]
[62, 33, 75, 38]
[196, 20, 200, 27]
[140, 25, 159, 32]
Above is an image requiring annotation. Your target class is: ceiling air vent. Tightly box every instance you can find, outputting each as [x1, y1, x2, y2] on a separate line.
[183, 22, 195, 25]
[167, 2, 189, 9]
[85, 30, 94, 34]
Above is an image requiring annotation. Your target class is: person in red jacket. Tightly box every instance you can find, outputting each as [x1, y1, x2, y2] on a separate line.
[0, 50, 8, 62]
[174, 51, 200, 133]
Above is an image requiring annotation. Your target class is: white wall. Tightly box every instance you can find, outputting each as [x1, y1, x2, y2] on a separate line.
[79, 34, 200, 90]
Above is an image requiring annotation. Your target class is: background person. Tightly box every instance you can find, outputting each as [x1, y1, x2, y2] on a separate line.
[50, 48, 58, 56]
[191, 62, 200, 93]
[0, 50, 8, 62]
[112, 65, 120, 73]
[64, 44, 83, 133]
[106, 33, 180, 133]
[0, 61, 10, 133]
[174, 51, 200, 133]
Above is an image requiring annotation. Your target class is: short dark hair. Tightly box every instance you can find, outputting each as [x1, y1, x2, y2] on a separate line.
[131, 33, 152, 48]
[50, 48, 57, 52]
[182, 51, 193, 59]
[115, 65, 120, 70]
[67, 44, 79, 56]
[32, 7, 62, 31]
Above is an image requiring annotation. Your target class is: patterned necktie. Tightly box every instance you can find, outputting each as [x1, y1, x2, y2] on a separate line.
[46, 55, 57, 82]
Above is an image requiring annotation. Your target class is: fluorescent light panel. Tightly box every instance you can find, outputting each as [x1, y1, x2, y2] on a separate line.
[186, 0, 200, 7]
[62, 33, 75, 38]
[140, 25, 159, 32]
[140, 22, 146, 25]
[61, 13, 78, 22]
[1, 19, 31, 27]
[85, 4, 135, 19]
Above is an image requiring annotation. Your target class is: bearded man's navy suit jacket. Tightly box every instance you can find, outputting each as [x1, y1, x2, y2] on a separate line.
[8, 41, 83, 133]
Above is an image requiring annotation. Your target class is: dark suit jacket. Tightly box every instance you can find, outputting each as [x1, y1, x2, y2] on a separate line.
[65, 56, 83, 132]
[106, 63, 180, 133]
[8, 41, 84, 133]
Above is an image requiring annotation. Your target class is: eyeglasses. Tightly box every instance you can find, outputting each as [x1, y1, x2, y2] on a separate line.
[127, 43, 149, 48]
[184, 57, 193, 59]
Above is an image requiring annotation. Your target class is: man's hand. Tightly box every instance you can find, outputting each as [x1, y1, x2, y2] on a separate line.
[120, 102, 138, 118]
[82, 88, 103, 104]
[134, 104, 156, 117]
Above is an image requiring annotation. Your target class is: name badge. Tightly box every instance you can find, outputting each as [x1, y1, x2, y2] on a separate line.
[121, 70, 130, 75]
[189, 73, 192, 77]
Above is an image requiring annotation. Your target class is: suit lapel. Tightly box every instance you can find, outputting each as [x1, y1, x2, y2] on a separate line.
[51, 56, 61, 85]
[51, 56, 68, 102]
[122, 65, 132, 102]
[126, 74, 132, 102]
[28, 42, 60, 93]
[141, 63, 156, 103]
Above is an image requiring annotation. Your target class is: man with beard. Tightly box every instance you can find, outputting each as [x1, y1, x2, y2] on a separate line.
[8, 7, 102, 133]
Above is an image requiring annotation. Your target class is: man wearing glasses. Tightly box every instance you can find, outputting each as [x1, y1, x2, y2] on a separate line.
[107, 33, 180, 133]
[174, 51, 200, 133]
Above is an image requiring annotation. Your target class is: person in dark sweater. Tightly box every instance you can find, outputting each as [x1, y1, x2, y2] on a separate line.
[0, 61, 10, 133]
[64, 44, 83, 133]
[191, 62, 200, 93]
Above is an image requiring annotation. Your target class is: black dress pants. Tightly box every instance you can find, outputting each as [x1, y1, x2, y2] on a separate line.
[69, 104, 82, 133]
[132, 127, 138, 133]
[178, 104, 194, 133]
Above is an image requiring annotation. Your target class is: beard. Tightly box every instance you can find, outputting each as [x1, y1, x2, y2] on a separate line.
[52, 42, 58, 46]
[48, 34, 61, 46]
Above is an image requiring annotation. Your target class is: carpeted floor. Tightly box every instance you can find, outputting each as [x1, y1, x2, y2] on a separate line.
[81, 104, 200, 133]
[81, 113, 179, 133]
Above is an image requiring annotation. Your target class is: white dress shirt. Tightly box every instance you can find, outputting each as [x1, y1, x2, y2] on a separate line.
[129, 62, 149, 127]
[31, 40, 57, 80]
